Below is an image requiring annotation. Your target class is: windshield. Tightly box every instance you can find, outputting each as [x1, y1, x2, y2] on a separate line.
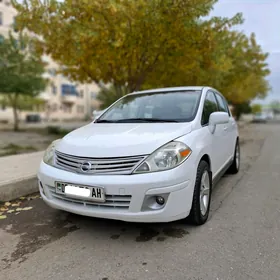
[96, 90, 202, 123]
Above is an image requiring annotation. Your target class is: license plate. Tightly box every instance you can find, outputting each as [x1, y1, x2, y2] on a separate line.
[55, 182, 105, 202]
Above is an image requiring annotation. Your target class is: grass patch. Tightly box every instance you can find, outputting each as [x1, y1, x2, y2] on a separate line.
[26, 126, 70, 137]
[46, 126, 70, 136]
[0, 143, 38, 157]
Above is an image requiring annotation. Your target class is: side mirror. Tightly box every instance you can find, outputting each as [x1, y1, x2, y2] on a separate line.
[209, 112, 229, 134]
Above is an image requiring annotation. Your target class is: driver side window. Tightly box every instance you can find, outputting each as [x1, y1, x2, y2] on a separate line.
[201, 91, 218, 126]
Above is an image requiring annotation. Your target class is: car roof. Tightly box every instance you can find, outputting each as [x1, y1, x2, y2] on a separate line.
[130, 86, 206, 95]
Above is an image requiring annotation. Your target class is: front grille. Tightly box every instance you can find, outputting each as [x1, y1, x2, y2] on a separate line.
[55, 151, 146, 175]
[47, 185, 131, 210]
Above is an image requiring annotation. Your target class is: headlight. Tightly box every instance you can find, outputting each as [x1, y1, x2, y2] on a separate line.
[133, 141, 192, 174]
[43, 139, 61, 166]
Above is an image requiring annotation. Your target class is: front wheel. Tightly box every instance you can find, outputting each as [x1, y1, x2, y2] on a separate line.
[228, 140, 240, 174]
[189, 160, 212, 226]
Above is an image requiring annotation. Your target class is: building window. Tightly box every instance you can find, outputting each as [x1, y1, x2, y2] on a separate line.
[61, 84, 78, 96]
[91, 92, 97, 99]
[63, 104, 72, 113]
[0, 12, 3, 26]
[80, 90, 84, 98]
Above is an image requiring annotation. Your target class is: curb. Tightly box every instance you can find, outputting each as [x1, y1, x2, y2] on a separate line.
[0, 176, 38, 202]
[0, 151, 44, 202]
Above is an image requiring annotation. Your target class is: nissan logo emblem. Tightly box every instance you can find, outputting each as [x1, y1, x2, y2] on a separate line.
[80, 161, 92, 172]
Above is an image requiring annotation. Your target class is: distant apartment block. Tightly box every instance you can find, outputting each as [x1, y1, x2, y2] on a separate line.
[0, 0, 100, 123]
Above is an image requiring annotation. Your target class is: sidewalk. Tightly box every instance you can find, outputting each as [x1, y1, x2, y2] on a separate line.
[0, 151, 44, 201]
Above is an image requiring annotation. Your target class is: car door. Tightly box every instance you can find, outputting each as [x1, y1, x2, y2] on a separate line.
[201, 91, 227, 177]
[214, 92, 236, 162]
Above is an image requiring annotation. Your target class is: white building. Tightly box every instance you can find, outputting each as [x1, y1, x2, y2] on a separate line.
[0, 0, 100, 123]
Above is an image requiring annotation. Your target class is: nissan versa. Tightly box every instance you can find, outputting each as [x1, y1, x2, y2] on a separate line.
[38, 87, 240, 225]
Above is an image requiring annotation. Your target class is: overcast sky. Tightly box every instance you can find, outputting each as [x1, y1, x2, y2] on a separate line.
[211, 0, 280, 103]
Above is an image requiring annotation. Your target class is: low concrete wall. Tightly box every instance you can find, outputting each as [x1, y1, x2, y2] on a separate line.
[0, 176, 38, 202]
[0, 151, 44, 202]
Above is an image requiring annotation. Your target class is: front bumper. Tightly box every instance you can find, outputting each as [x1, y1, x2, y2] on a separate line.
[38, 161, 196, 223]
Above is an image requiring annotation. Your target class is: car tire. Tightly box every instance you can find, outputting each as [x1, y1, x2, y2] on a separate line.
[228, 140, 240, 174]
[189, 160, 212, 226]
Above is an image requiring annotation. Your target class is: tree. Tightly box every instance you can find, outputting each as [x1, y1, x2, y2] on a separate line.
[0, 32, 47, 130]
[270, 101, 280, 114]
[12, 0, 270, 106]
[232, 101, 251, 121]
[251, 104, 262, 114]
[97, 83, 128, 109]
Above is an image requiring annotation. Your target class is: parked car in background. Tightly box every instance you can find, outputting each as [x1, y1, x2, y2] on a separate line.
[253, 112, 268, 123]
[39, 86, 240, 226]
[25, 114, 41, 123]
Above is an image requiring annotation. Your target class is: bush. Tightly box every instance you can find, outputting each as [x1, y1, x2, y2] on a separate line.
[46, 126, 71, 137]
[46, 126, 61, 135]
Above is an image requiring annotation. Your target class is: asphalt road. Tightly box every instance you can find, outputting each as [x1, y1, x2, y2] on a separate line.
[1, 123, 280, 280]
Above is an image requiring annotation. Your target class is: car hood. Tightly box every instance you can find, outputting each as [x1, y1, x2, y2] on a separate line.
[56, 123, 193, 157]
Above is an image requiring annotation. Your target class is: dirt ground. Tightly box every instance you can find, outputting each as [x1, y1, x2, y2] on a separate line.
[0, 131, 58, 157]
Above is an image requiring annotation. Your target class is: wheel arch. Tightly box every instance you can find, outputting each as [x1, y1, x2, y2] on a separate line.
[200, 154, 211, 172]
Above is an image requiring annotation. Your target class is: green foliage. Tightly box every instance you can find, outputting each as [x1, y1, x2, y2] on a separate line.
[251, 104, 262, 114]
[269, 101, 280, 114]
[97, 84, 129, 109]
[0, 95, 45, 111]
[12, 0, 270, 107]
[46, 126, 70, 136]
[0, 32, 47, 130]
[232, 102, 252, 120]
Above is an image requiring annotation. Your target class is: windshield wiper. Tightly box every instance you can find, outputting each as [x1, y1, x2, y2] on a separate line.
[95, 118, 179, 123]
[95, 119, 117, 123]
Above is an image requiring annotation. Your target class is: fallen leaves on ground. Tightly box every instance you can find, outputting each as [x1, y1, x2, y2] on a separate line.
[11, 203, 21, 207]
[22, 207, 33, 211]
[0, 193, 39, 218]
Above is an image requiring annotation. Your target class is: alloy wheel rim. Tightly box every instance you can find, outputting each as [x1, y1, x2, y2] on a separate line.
[200, 170, 210, 216]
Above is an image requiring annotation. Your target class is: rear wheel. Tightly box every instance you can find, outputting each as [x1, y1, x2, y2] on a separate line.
[228, 140, 240, 174]
[189, 160, 212, 226]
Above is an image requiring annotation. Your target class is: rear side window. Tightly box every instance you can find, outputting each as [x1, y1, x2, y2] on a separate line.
[201, 91, 218, 125]
[215, 93, 230, 116]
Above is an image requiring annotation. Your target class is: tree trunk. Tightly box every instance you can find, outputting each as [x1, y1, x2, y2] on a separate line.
[11, 94, 19, 131]
[12, 105, 19, 131]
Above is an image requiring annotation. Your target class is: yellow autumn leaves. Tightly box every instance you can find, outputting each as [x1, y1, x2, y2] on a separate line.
[0, 195, 39, 220]
[12, 0, 270, 104]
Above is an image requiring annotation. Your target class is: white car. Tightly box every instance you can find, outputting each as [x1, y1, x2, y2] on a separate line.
[38, 87, 240, 225]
